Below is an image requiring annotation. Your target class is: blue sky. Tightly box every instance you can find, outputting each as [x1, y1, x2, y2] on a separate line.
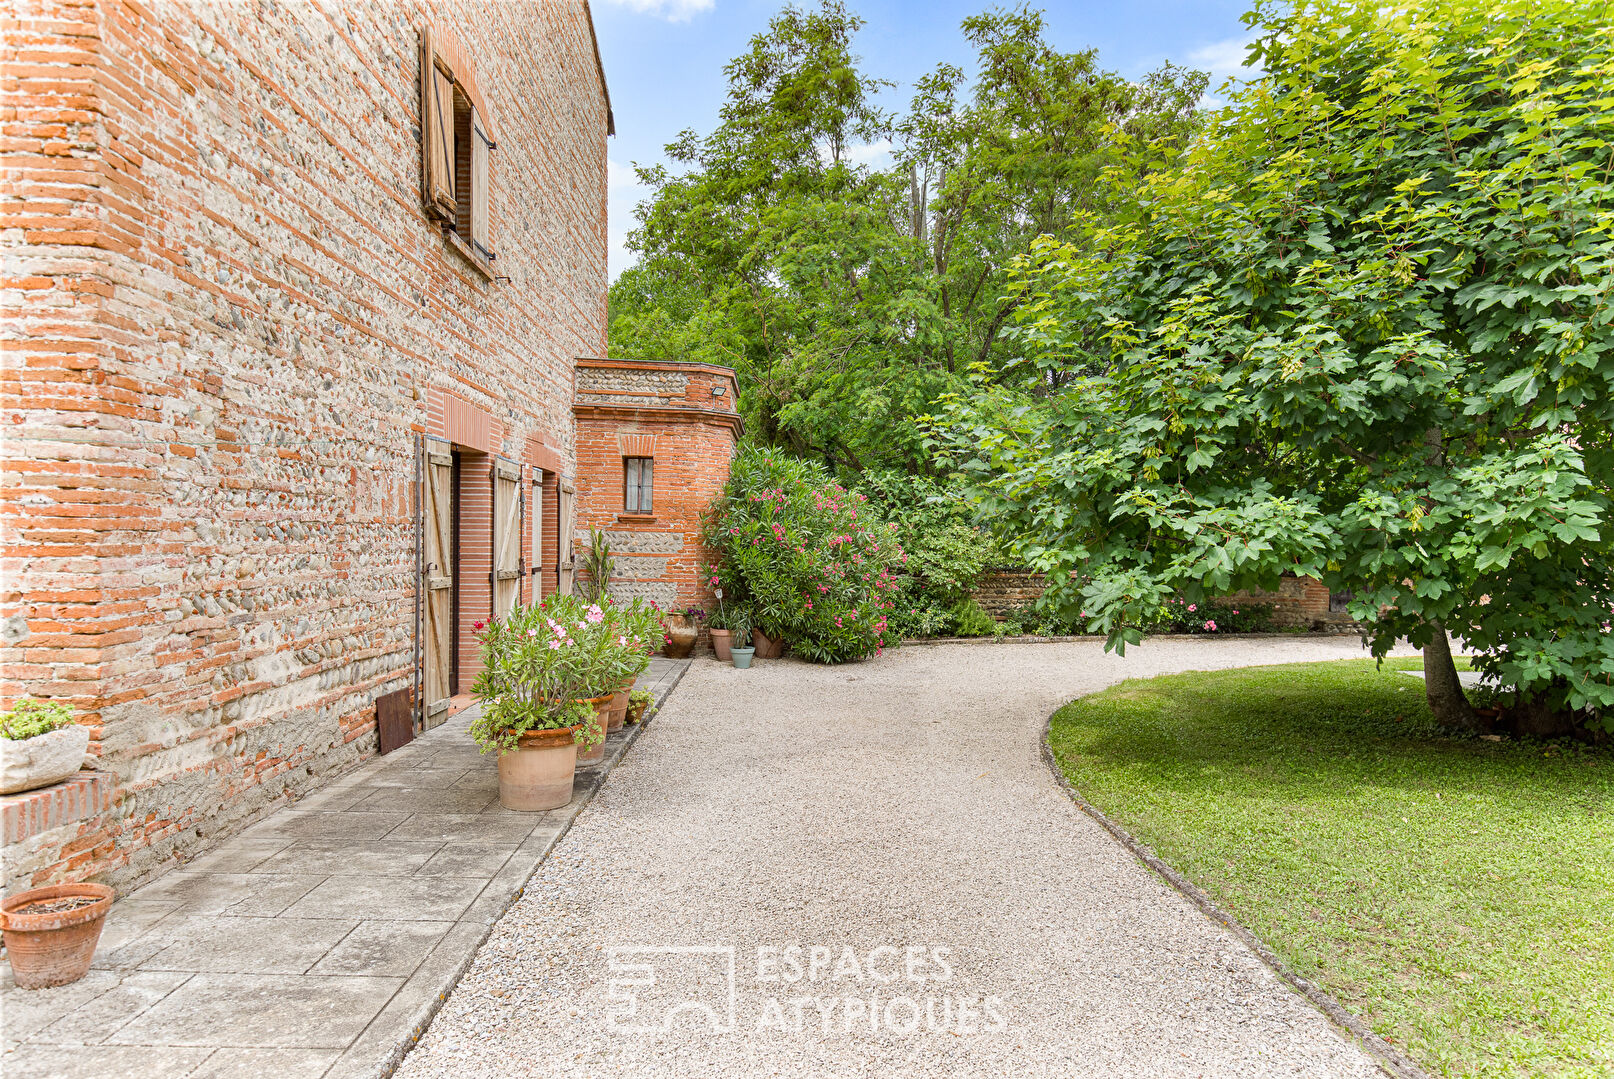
[593, 0, 1258, 279]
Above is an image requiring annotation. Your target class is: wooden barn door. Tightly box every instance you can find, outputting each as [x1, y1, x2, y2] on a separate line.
[557, 479, 576, 595]
[492, 458, 523, 618]
[421, 440, 455, 727]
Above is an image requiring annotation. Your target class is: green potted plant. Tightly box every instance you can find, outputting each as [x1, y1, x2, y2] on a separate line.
[469, 596, 663, 808]
[1, 698, 89, 796]
[627, 688, 654, 724]
[728, 609, 755, 670]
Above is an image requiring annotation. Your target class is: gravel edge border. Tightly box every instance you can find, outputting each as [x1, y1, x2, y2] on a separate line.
[375, 660, 694, 1079]
[1038, 723, 1430, 1079]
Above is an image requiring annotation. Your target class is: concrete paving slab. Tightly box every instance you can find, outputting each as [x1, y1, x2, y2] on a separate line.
[130, 872, 325, 917]
[103, 973, 401, 1048]
[352, 786, 499, 815]
[241, 810, 410, 841]
[134, 915, 360, 974]
[412, 843, 518, 878]
[23, 971, 192, 1046]
[279, 874, 488, 922]
[0, 1046, 215, 1079]
[253, 838, 444, 878]
[187, 1047, 340, 1078]
[381, 812, 536, 843]
[308, 919, 456, 977]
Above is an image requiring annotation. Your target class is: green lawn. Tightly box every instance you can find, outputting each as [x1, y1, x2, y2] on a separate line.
[1047, 659, 1613, 1078]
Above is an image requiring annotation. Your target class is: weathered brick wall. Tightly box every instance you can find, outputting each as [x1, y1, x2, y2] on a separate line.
[971, 569, 1049, 617]
[0, 1, 608, 892]
[573, 359, 740, 622]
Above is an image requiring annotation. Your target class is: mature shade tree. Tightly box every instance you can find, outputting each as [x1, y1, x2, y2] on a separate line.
[610, 1, 1205, 472]
[939, 0, 1614, 734]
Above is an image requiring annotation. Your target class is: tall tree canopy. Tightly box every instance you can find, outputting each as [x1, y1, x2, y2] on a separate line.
[940, 0, 1614, 733]
[610, 2, 1205, 471]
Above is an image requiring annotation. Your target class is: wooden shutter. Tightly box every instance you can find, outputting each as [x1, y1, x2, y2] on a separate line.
[420, 28, 456, 220]
[530, 474, 544, 576]
[421, 440, 454, 726]
[557, 479, 576, 595]
[491, 459, 522, 618]
[470, 107, 492, 259]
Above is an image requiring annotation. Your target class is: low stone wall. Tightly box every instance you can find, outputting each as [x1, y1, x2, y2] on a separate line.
[970, 569, 1355, 629]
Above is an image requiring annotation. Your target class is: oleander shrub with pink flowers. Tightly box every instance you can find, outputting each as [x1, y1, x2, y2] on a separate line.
[702, 448, 905, 663]
[469, 594, 665, 754]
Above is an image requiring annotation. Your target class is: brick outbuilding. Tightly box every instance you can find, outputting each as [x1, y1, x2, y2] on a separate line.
[0, 1, 734, 894]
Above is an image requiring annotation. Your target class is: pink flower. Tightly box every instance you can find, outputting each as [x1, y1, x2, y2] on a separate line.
[1187, 604, 1197, 612]
[1204, 620, 1217, 631]
[526, 629, 538, 638]
[618, 635, 629, 645]
[804, 601, 813, 609]
[473, 620, 487, 631]
[1232, 610, 1240, 615]
[586, 605, 604, 624]
[548, 639, 562, 650]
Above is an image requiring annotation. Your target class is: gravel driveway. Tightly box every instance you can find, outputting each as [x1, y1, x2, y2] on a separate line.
[396, 638, 1397, 1079]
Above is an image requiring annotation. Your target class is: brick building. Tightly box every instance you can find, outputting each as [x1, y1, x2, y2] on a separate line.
[1, 2, 734, 895]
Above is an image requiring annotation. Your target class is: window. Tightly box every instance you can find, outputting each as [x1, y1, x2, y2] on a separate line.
[420, 27, 495, 270]
[624, 457, 653, 514]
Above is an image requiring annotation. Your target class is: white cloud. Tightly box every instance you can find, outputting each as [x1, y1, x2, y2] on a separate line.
[1185, 35, 1262, 110]
[603, 0, 713, 22]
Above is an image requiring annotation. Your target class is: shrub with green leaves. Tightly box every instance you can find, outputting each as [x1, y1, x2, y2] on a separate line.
[1, 698, 76, 741]
[703, 447, 904, 663]
[941, 0, 1614, 733]
[1148, 599, 1276, 635]
[855, 469, 1002, 638]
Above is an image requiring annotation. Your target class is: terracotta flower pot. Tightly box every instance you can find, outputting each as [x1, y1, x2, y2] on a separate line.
[497, 726, 579, 812]
[663, 616, 698, 658]
[575, 694, 612, 764]
[2, 882, 114, 989]
[606, 684, 632, 732]
[709, 628, 733, 661]
[627, 698, 649, 725]
[751, 628, 783, 659]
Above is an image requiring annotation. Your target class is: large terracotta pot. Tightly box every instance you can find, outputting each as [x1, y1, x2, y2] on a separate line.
[2, 882, 114, 989]
[663, 615, 697, 658]
[752, 628, 783, 659]
[709, 628, 733, 662]
[606, 683, 632, 732]
[497, 727, 579, 812]
[575, 695, 613, 764]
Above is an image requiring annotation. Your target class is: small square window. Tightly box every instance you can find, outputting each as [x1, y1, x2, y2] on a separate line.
[625, 457, 653, 514]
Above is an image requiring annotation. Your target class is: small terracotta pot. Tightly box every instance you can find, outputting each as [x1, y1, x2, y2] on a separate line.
[606, 684, 632, 732]
[663, 616, 697, 658]
[627, 698, 649, 725]
[752, 628, 783, 659]
[497, 727, 579, 812]
[709, 628, 733, 662]
[575, 695, 612, 764]
[2, 882, 114, 989]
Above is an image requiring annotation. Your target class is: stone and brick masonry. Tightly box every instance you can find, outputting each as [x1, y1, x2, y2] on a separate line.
[0, 1, 619, 893]
[971, 569, 1354, 629]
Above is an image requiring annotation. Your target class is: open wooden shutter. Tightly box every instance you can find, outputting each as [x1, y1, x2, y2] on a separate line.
[420, 28, 456, 220]
[470, 107, 492, 260]
[557, 479, 576, 595]
[491, 459, 522, 618]
[421, 440, 454, 726]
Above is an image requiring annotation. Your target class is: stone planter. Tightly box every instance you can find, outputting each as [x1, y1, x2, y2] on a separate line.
[663, 615, 698, 658]
[0, 725, 90, 796]
[2, 882, 114, 989]
[575, 695, 613, 764]
[497, 727, 579, 812]
[709, 628, 733, 661]
[751, 629, 783, 659]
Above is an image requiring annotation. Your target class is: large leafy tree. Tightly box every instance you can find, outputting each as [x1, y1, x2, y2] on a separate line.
[940, 0, 1614, 734]
[611, 2, 1204, 471]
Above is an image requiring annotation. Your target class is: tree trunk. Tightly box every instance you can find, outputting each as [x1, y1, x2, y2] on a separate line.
[1423, 623, 1481, 730]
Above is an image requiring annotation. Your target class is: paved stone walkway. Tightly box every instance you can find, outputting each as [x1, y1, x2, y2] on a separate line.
[398, 638, 1412, 1079]
[0, 658, 690, 1079]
